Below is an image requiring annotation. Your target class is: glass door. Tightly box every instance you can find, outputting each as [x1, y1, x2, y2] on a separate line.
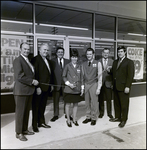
[69, 40, 92, 64]
[35, 36, 65, 60]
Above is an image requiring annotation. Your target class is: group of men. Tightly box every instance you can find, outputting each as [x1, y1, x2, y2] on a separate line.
[13, 42, 134, 141]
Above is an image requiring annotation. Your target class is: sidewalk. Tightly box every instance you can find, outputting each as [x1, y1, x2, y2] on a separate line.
[1, 96, 146, 149]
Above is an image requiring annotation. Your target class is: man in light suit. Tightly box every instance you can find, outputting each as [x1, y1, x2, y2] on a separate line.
[13, 42, 39, 141]
[109, 46, 135, 128]
[98, 48, 114, 119]
[31, 43, 53, 132]
[82, 48, 102, 126]
[50, 47, 70, 122]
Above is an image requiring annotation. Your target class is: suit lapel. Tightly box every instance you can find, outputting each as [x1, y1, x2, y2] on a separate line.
[20, 55, 34, 74]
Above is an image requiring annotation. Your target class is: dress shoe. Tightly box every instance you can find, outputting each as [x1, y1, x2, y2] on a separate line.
[50, 116, 59, 122]
[16, 133, 27, 141]
[66, 121, 72, 127]
[72, 121, 79, 126]
[33, 127, 39, 132]
[82, 118, 91, 124]
[23, 130, 35, 135]
[118, 121, 126, 128]
[98, 114, 103, 118]
[65, 115, 73, 121]
[91, 120, 96, 126]
[109, 118, 121, 122]
[38, 123, 51, 128]
[108, 115, 114, 119]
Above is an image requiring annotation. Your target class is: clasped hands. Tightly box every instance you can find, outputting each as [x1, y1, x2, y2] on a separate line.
[68, 83, 84, 96]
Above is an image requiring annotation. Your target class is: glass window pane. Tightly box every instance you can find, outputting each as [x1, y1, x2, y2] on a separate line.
[117, 43, 146, 83]
[37, 39, 63, 60]
[118, 18, 146, 42]
[69, 41, 91, 64]
[1, 1, 33, 33]
[1, 35, 34, 93]
[35, 5, 92, 38]
[95, 14, 115, 40]
[95, 41, 115, 60]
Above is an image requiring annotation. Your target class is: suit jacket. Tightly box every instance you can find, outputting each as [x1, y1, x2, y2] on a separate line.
[112, 57, 135, 91]
[99, 58, 113, 88]
[51, 57, 70, 91]
[63, 62, 84, 94]
[13, 55, 35, 95]
[31, 54, 52, 92]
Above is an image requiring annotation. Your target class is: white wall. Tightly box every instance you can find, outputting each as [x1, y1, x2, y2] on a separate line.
[42, 1, 146, 20]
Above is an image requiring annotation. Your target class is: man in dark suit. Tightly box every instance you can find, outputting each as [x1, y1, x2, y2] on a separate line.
[13, 42, 39, 141]
[50, 47, 70, 122]
[98, 48, 114, 119]
[31, 43, 53, 132]
[109, 46, 135, 128]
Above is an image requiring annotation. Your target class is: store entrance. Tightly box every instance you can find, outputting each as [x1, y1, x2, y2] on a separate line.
[35, 36, 65, 60]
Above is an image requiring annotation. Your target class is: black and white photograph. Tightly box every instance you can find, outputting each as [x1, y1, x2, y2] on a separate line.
[1, 1, 146, 149]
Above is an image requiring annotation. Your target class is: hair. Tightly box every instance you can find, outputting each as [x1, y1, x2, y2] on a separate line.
[86, 47, 95, 54]
[70, 49, 79, 57]
[20, 42, 29, 49]
[117, 46, 126, 52]
[56, 47, 65, 53]
[102, 48, 110, 52]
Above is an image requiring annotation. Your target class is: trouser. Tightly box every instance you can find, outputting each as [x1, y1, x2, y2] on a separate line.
[113, 88, 130, 121]
[85, 83, 98, 120]
[53, 87, 65, 116]
[32, 90, 49, 128]
[99, 84, 112, 116]
[14, 95, 32, 134]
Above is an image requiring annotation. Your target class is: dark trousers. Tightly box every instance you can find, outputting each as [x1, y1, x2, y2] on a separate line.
[113, 88, 130, 121]
[53, 87, 65, 116]
[14, 95, 32, 134]
[32, 90, 49, 128]
[99, 84, 112, 116]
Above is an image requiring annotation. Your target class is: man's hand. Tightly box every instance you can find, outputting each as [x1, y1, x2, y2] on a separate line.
[50, 86, 54, 92]
[124, 87, 130, 94]
[32, 79, 39, 86]
[96, 88, 100, 95]
[36, 87, 41, 95]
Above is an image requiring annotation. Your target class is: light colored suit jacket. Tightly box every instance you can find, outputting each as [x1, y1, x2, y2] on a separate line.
[13, 55, 35, 95]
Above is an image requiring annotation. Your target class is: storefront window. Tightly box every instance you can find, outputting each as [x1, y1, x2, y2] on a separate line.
[95, 41, 115, 60]
[1, 1, 33, 34]
[35, 4, 92, 38]
[95, 14, 115, 40]
[118, 18, 146, 42]
[1, 35, 34, 93]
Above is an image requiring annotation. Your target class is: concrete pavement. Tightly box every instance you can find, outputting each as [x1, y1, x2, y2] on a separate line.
[1, 96, 146, 149]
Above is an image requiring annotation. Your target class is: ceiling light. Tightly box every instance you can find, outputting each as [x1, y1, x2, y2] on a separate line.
[1, 30, 33, 35]
[118, 44, 136, 46]
[39, 23, 88, 30]
[128, 33, 146, 36]
[95, 42, 113, 45]
[1, 19, 35, 25]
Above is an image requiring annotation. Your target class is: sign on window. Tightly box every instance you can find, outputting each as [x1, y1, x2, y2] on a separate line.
[1, 35, 27, 92]
[127, 47, 144, 80]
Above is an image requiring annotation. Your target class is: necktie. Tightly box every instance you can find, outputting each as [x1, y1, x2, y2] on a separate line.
[26, 58, 34, 73]
[44, 58, 51, 73]
[88, 61, 91, 66]
[103, 59, 107, 70]
[60, 58, 62, 69]
[117, 59, 122, 69]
